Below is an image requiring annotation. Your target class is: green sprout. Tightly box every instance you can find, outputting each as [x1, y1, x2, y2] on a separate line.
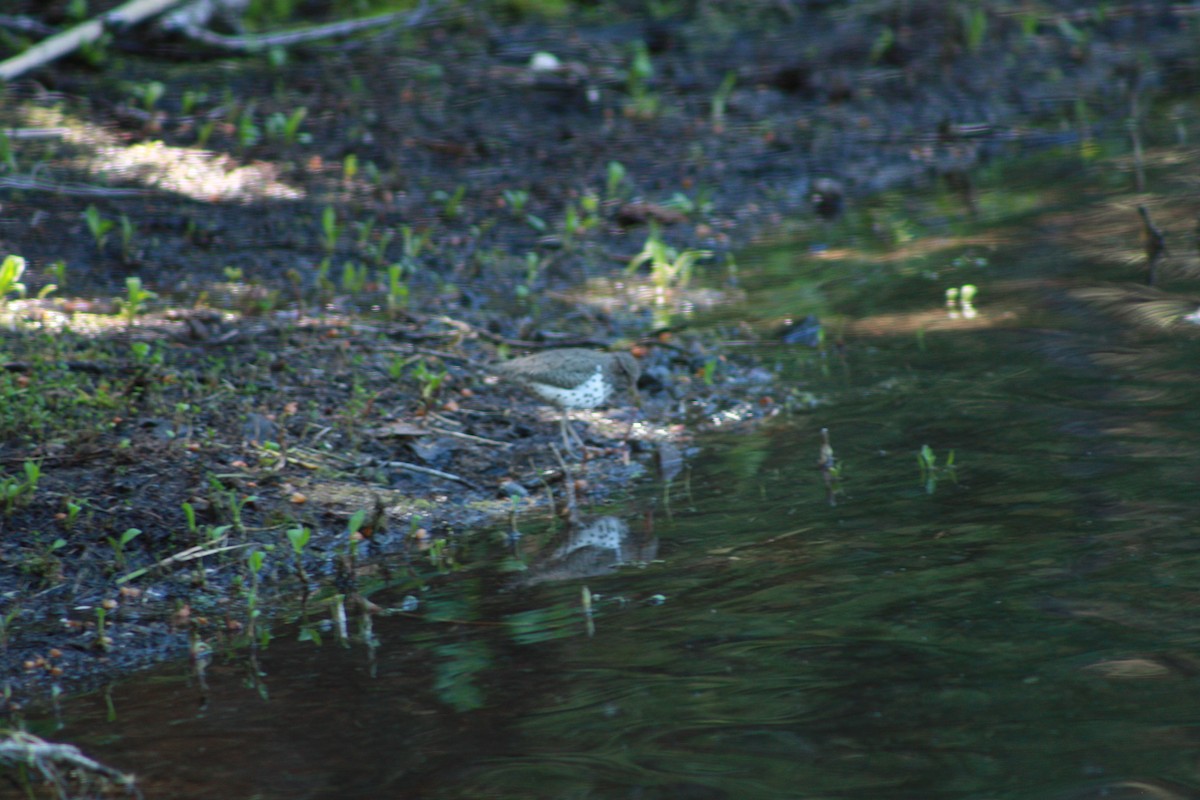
[0, 254, 27, 304]
[107, 528, 142, 571]
[118, 277, 156, 326]
[320, 206, 342, 254]
[606, 161, 628, 200]
[627, 224, 711, 294]
[710, 71, 736, 127]
[433, 185, 466, 219]
[84, 206, 114, 251]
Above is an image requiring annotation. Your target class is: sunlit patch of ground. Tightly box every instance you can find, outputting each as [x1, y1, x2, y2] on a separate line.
[21, 107, 303, 203]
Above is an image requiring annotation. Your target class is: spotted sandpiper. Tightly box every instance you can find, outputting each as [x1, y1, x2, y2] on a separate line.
[495, 348, 640, 452]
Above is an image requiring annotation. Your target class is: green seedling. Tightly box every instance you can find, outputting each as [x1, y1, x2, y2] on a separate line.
[236, 107, 261, 147]
[118, 214, 135, 261]
[136, 80, 165, 112]
[95, 606, 110, 651]
[410, 359, 447, 408]
[606, 161, 627, 200]
[870, 27, 896, 63]
[710, 71, 736, 127]
[0, 459, 41, 513]
[0, 604, 20, 649]
[118, 277, 156, 326]
[272, 107, 308, 144]
[343, 154, 358, 182]
[401, 225, 429, 260]
[0, 254, 27, 303]
[961, 3, 988, 53]
[626, 224, 711, 294]
[384, 263, 409, 317]
[84, 206, 114, 251]
[433, 185, 466, 219]
[181, 89, 207, 115]
[107, 528, 142, 571]
[277, 107, 302, 144]
[62, 500, 83, 531]
[340, 261, 368, 293]
[516, 251, 545, 300]
[917, 444, 958, 495]
[286, 525, 313, 608]
[196, 119, 216, 148]
[625, 40, 659, 118]
[503, 189, 530, 215]
[320, 206, 342, 254]
[664, 187, 713, 216]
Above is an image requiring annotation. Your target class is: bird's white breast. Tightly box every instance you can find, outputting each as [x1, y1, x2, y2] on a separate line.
[530, 367, 610, 409]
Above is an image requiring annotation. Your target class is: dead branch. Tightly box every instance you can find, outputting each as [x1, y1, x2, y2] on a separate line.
[0, 0, 185, 82]
[167, 1, 438, 52]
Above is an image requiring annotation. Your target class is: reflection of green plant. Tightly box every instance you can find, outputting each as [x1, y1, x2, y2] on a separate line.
[917, 445, 957, 495]
[0, 254, 27, 304]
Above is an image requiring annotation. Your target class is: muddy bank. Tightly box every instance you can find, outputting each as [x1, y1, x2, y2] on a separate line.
[0, 1, 1191, 705]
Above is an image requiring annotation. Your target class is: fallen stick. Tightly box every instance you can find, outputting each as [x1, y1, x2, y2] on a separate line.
[169, 3, 437, 51]
[0, 0, 184, 82]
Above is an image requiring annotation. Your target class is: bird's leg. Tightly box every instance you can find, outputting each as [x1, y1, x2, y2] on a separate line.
[560, 412, 588, 455]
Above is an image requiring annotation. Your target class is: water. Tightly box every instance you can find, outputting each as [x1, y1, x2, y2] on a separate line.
[22, 176, 1200, 799]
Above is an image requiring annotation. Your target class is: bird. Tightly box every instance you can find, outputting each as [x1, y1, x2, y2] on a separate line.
[495, 349, 640, 453]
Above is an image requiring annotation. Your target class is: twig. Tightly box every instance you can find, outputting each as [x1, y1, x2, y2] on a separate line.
[170, 2, 436, 51]
[0, 15, 57, 36]
[1, 127, 71, 140]
[385, 460, 480, 489]
[0, 176, 151, 196]
[0, 0, 184, 81]
[424, 426, 511, 448]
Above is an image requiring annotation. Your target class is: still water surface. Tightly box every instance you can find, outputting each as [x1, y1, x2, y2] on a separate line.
[29, 195, 1200, 799]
